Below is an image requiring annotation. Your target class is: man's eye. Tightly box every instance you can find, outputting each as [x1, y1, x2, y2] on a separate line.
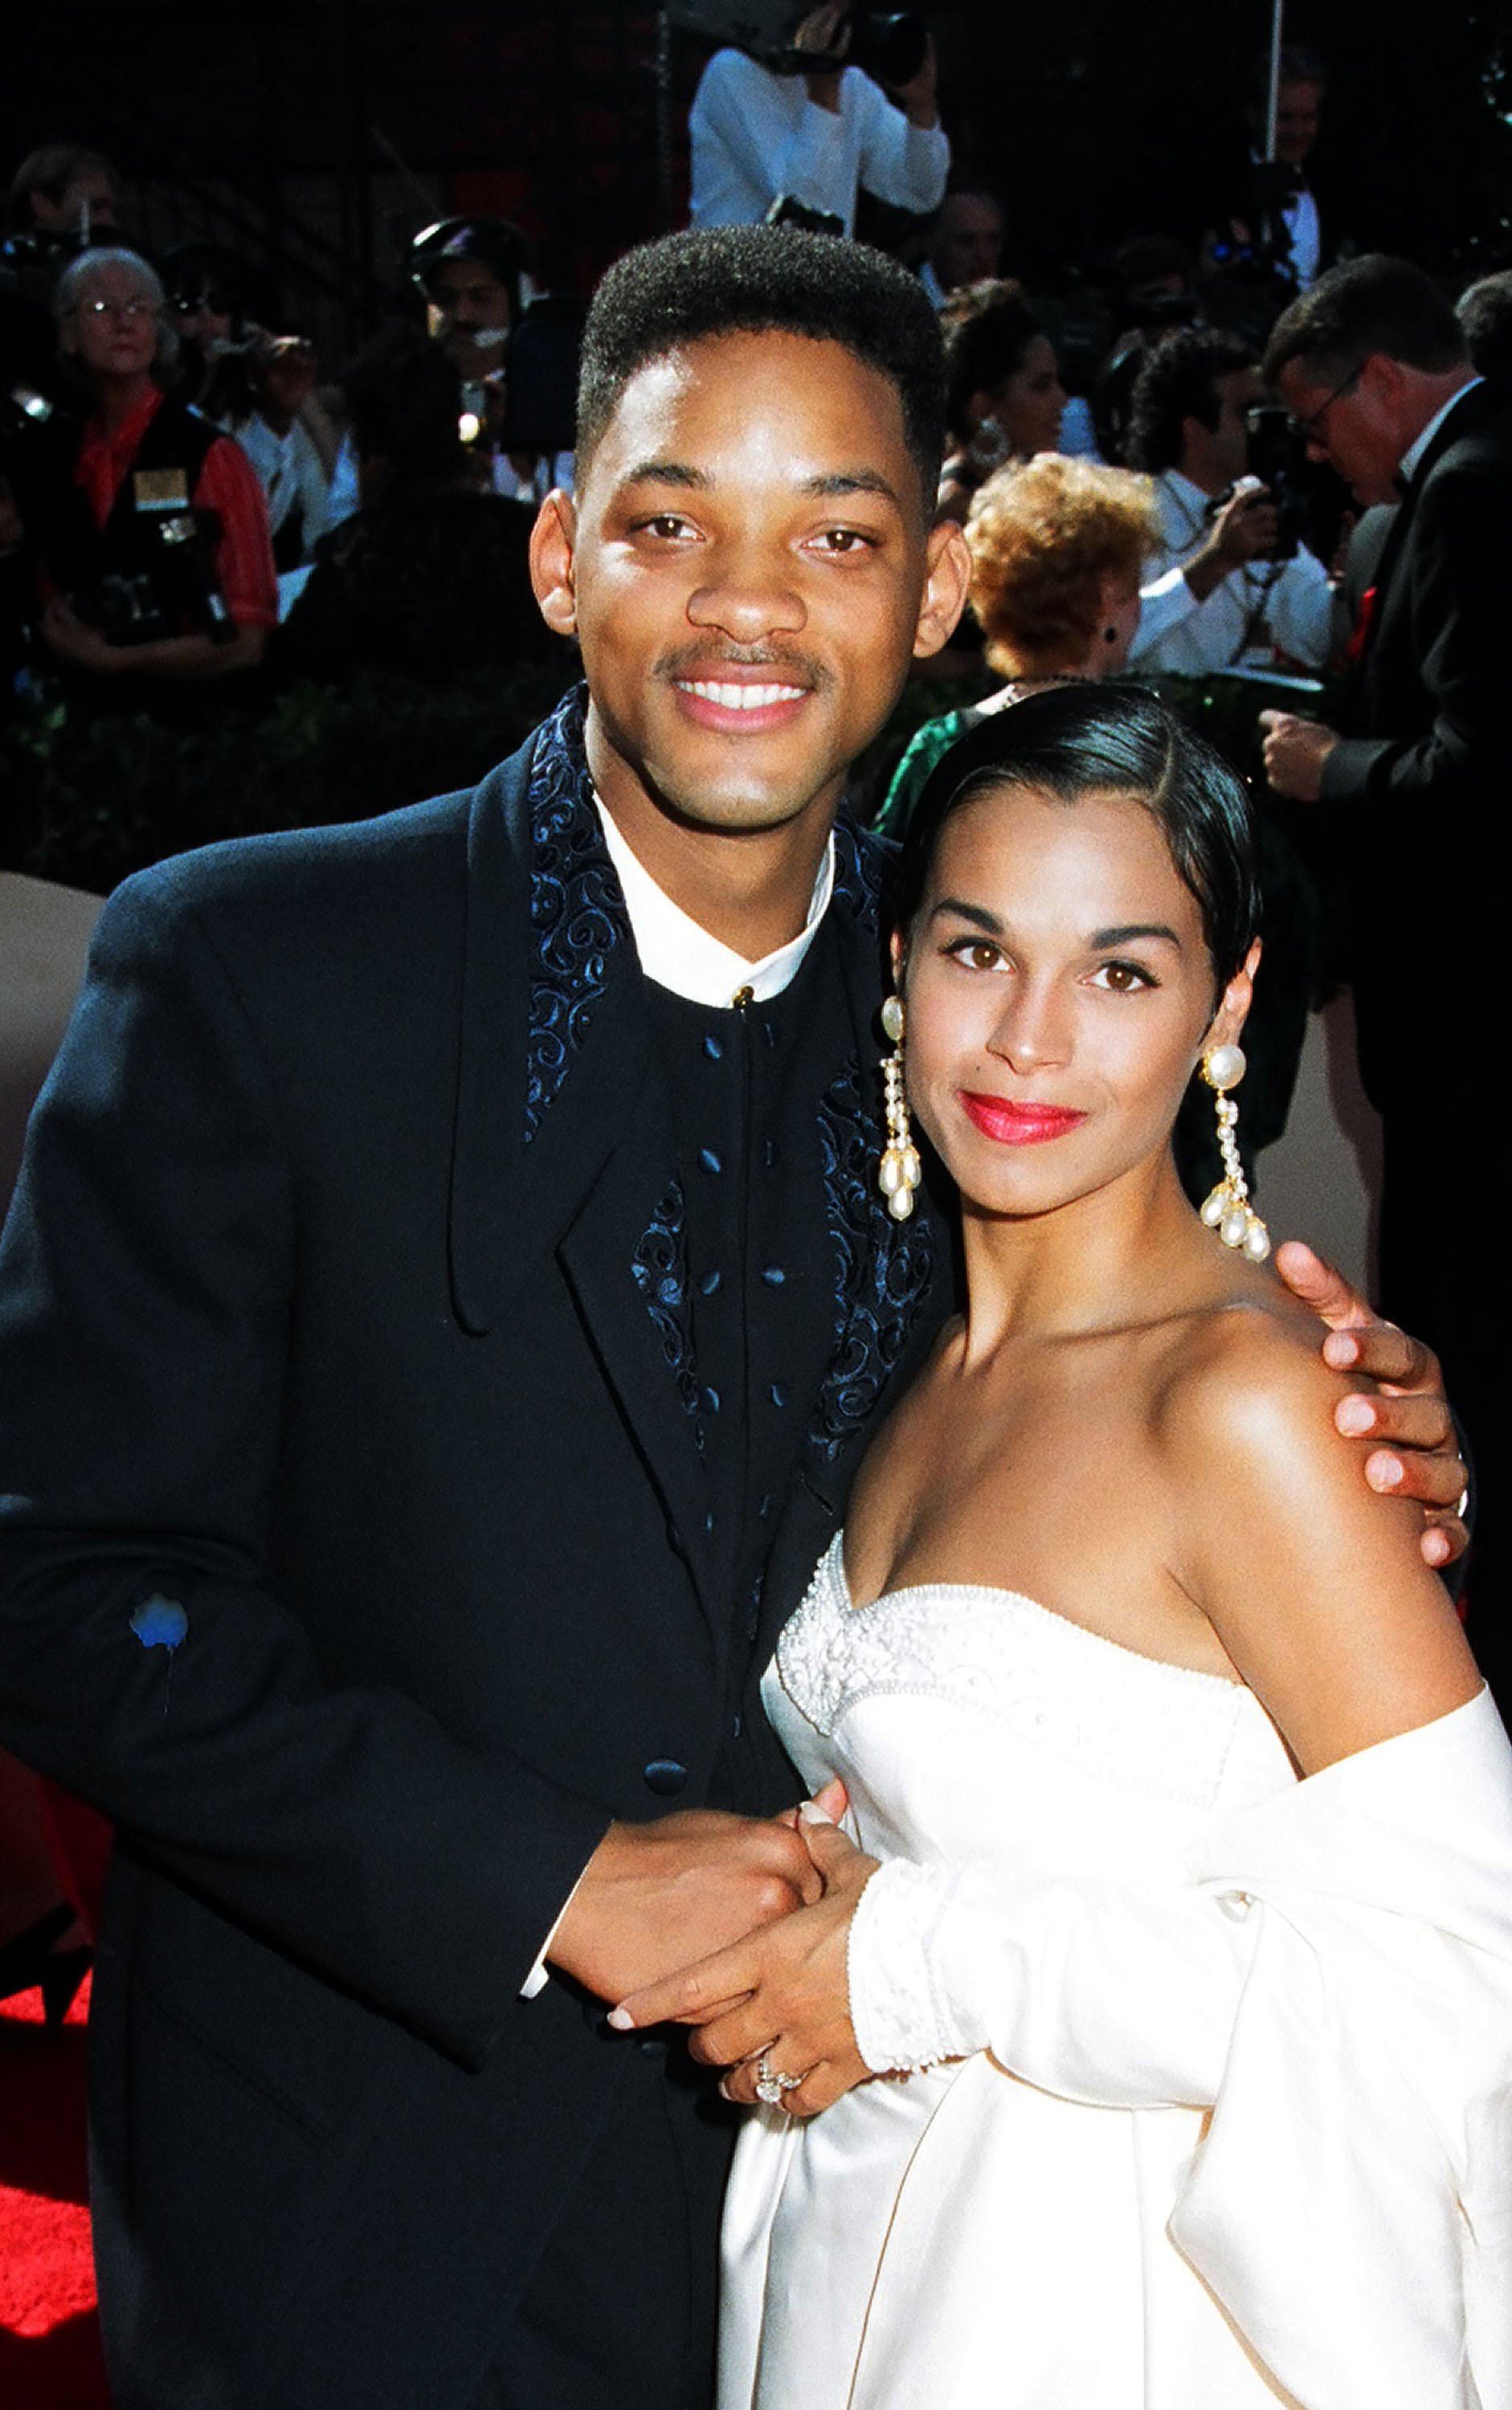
[1091, 961, 1156, 992]
[812, 528, 874, 554]
[640, 514, 693, 540]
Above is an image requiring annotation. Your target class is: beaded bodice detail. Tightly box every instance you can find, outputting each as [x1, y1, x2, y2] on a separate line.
[774, 1534, 1288, 1810]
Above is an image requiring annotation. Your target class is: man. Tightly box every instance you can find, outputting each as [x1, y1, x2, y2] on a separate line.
[408, 214, 573, 508]
[1207, 48, 1331, 298]
[6, 141, 121, 241]
[1124, 326, 1333, 675]
[0, 227, 1465, 2410]
[919, 185, 1005, 307]
[689, 3, 947, 239]
[1260, 251, 1507, 1689]
[412, 214, 528, 386]
[1247, 47, 1330, 292]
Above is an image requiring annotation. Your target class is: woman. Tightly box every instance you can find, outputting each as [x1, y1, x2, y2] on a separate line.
[614, 688, 1512, 2409]
[37, 247, 276, 696]
[876, 450, 1162, 840]
[937, 280, 1069, 522]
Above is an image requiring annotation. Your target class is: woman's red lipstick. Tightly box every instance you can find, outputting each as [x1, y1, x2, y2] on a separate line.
[960, 1092, 1087, 1145]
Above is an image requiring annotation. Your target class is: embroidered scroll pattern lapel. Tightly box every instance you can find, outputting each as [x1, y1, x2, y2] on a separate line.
[525, 687, 630, 1143]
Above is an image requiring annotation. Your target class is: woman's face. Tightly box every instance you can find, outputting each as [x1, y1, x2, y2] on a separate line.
[983, 336, 1066, 459]
[898, 781, 1250, 1226]
[64, 263, 161, 383]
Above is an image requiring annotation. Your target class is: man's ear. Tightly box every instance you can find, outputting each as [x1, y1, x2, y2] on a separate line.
[529, 488, 578, 636]
[913, 516, 972, 660]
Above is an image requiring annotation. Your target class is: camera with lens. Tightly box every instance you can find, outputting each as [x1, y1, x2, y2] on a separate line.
[1243, 404, 1311, 561]
[73, 506, 235, 647]
[668, 2, 928, 87]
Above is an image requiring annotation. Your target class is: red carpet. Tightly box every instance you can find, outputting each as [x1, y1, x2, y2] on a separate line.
[0, 1972, 110, 2409]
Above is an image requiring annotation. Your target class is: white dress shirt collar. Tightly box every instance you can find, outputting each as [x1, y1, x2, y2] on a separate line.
[1400, 377, 1483, 486]
[595, 798, 836, 1007]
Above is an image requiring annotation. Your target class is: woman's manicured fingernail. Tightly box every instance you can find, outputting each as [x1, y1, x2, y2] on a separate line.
[1336, 1396, 1375, 1435]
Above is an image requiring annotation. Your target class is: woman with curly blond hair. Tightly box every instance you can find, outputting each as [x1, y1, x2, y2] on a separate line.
[876, 451, 1163, 838]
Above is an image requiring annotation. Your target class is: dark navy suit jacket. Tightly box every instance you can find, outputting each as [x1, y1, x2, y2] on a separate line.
[0, 691, 952, 2408]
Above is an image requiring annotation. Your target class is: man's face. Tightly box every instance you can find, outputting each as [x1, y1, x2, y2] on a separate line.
[1208, 367, 1261, 487]
[32, 171, 118, 235]
[931, 194, 1004, 293]
[426, 259, 513, 370]
[549, 331, 963, 846]
[1276, 355, 1402, 505]
[1273, 76, 1323, 168]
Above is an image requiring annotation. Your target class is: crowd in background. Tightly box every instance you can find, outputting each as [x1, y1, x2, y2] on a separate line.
[1, 22, 1506, 1636]
[1, 38, 1507, 739]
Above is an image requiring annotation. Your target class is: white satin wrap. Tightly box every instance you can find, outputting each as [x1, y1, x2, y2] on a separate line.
[720, 1535, 1512, 2410]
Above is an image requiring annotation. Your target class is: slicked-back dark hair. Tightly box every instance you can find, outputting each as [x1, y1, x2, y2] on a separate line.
[1263, 255, 1467, 390]
[893, 684, 1261, 995]
[1124, 328, 1253, 472]
[575, 226, 946, 511]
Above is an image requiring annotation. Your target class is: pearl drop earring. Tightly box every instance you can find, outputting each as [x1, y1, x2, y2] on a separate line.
[1199, 1044, 1269, 1260]
[877, 993, 922, 1222]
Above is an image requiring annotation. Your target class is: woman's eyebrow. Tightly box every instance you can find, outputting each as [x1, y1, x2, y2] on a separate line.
[929, 897, 1001, 933]
[1089, 923, 1183, 949]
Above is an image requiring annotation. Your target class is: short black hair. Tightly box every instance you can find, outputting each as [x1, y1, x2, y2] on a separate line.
[1457, 272, 1512, 385]
[893, 684, 1261, 993]
[1123, 329, 1253, 473]
[1264, 254, 1467, 389]
[942, 280, 1044, 446]
[575, 226, 946, 509]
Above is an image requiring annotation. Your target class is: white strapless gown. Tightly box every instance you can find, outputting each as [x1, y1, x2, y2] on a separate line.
[717, 1535, 1512, 2410]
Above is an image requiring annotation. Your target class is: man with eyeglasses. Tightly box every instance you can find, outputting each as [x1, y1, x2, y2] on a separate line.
[1259, 253, 1510, 1699]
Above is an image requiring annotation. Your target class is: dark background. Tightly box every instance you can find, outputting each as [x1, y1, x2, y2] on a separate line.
[6, 2, 1512, 362]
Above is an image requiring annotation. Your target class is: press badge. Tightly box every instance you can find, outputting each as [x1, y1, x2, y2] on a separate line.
[133, 467, 191, 513]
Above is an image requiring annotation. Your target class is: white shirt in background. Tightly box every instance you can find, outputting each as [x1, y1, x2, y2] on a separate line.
[689, 50, 949, 237]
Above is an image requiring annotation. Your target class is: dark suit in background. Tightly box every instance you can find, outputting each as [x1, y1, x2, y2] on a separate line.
[1318, 378, 1512, 1680]
[0, 689, 951, 2410]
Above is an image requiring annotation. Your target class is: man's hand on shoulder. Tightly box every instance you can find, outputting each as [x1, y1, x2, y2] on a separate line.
[546, 1808, 822, 2004]
[1274, 1240, 1469, 1567]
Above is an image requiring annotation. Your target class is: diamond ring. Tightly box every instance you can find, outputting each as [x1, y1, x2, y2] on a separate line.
[754, 2053, 802, 2106]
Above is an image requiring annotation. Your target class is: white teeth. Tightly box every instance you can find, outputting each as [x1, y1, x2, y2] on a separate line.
[680, 680, 806, 710]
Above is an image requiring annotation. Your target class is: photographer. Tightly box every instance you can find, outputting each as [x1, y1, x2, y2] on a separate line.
[161, 245, 333, 570]
[688, 3, 947, 239]
[34, 247, 276, 700]
[1123, 325, 1332, 673]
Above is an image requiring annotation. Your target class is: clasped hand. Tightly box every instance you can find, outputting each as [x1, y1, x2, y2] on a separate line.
[610, 1787, 880, 2118]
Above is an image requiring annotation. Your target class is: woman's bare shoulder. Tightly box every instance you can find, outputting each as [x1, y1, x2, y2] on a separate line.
[1149, 1290, 1476, 1772]
[1150, 1283, 1361, 1457]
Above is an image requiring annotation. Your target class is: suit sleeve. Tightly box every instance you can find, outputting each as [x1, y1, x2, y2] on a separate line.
[1319, 453, 1512, 827]
[0, 869, 610, 2068]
